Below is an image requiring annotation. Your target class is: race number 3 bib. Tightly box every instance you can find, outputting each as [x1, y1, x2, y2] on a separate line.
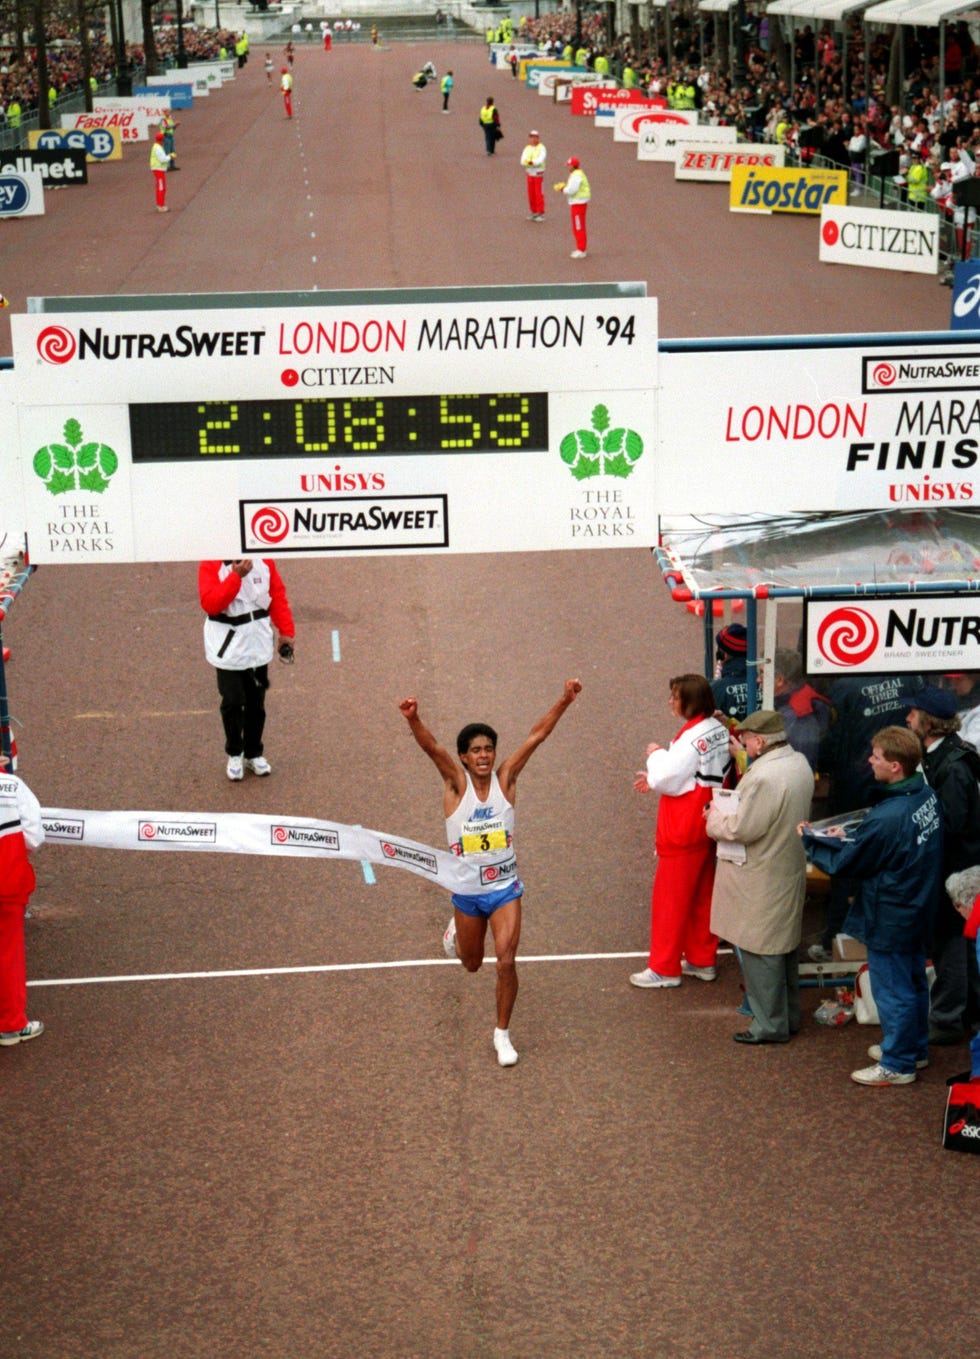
[460, 817, 508, 855]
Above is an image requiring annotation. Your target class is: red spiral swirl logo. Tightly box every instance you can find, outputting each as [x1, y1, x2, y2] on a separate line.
[272, 826, 288, 844]
[870, 361, 896, 388]
[483, 866, 499, 882]
[140, 822, 157, 839]
[816, 607, 880, 667]
[382, 842, 396, 857]
[37, 325, 76, 364]
[249, 506, 290, 544]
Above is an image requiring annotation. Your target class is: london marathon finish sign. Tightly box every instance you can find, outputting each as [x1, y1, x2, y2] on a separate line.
[657, 338, 980, 514]
[9, 292, 657, 563]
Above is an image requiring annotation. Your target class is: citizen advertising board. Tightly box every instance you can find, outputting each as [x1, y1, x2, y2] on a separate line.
[0, 148, 87, 187]
[636, 120, 733, 160]
[950, 260, 980, 330]
[730, 165, 847, 214]
[62, 109, 148, 143]
[674, 142, 785, 181]
[8, 292, 658, 563]
[819, 205, 939, 275]
[657, 337, 980, 513]
[804, 597, 980, 674]
[0, 169, 44, 217]
[615, 107, 697, 145]
[35, 126, 122, 162]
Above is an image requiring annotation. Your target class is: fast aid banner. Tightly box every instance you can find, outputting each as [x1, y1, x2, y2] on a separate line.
[40, 806, 502, 895]
[657, 337, 980, 512]
[90, 97, 171, 134]
[8, 288, 658, 562]
[675, 142, 785, 181]
[633, 116, 728, 157]
[615, 107, 697, 144]
[804, 597, 980, 675]
[63, 108, 148, 143]
[730, 164, 847, 214]
[819, 204, 939, 275]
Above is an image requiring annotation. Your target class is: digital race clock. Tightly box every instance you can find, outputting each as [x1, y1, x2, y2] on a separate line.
[128, 393, 549, 460]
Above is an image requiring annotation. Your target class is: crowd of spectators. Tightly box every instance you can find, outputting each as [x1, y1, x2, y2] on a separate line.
[0, 19, 239, 124]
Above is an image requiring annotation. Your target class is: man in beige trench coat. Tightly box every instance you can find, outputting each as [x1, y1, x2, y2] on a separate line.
[705, 710, 815, 1045]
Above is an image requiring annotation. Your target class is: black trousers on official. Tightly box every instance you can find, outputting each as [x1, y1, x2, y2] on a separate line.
[216, 665, 269, 758]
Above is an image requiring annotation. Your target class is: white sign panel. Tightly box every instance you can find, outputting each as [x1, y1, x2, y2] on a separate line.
[805, 597, 980, 674]
[636, 119, 731, 159]
[819, 204, 939, 275]
[90, 97, 171, 131]
[0, 168, 44, 217]
[554, 75, 616, 103]
[146, 71, 209, 96]
[8, 292, 658, 563]
[63, 108, 150, 142]
[674, 142, 785, 181]
[616, 107, 697, 144]
[658, 338, 980, 513]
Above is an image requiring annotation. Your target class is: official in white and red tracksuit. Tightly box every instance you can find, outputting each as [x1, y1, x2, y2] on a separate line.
[199, 558, 295, 765]
[635, 675, 732, 981]
[0, 757, 44, 1043]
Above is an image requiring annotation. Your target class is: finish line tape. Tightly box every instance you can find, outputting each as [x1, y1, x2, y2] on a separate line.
[40, 807, 511, 896]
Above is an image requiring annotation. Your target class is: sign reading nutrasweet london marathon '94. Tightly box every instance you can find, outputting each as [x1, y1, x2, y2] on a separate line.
[657, 336, 980, 514]
[7, 286, 657, 563]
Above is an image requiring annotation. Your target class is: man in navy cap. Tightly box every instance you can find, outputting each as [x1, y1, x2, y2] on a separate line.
[905, 684, 980, 1046]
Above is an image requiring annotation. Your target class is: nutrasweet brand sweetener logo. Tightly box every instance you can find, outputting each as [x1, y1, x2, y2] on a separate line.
[33, 418, 118, 495]
[559, 404, 643, 480]
[815, 606, 880, 667]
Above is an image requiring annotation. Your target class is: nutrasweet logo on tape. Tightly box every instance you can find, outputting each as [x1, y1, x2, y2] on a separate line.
[481, 856, 518, 886]
[380, 840, 439, 875]
[138, 819, 217, 843]
[41, 815, 85, 841]
[270, 824, 340, 851]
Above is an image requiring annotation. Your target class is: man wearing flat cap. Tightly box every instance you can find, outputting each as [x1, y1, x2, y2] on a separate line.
[705, 710, 815, 1044]
[905, 685, 980, 1046]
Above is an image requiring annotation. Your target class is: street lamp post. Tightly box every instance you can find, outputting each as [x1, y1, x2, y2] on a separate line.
[176, 0, 188, 67]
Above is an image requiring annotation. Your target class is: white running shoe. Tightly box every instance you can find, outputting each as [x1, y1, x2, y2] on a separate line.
[681, 961, 718, 982]
[245, 756, 272, 776]
[0, 1019, 44, 1046]
[629, 967, 681, 989]
[442, 917, 457, 959]
[494, 1028, 519, 1067]
[570, 249, 587, 259]
[850, 1062, 916, 1086]
[868, 1043, 928, 1070]
[226, 754, 244, 781]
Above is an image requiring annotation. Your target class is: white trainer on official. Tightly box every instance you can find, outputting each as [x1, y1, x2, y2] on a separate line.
[0, 1019, 44, 1046]
[850, 1062, 916, 1086]
[629, 967, 681, 989]
[681, 961, 718, 982]
[226, 754, 244, 781]
[245, 756, 272, 776]
[494, 1027, 519, 1067]
[442, 917, 457, 959]
[868, 1043, 928, 1070]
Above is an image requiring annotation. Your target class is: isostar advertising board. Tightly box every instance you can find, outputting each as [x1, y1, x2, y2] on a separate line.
[33, 126, 122, 162]
[571, 86, 660, 116]
[951, 259, 980, 330]
[62, 108, 149, 143]
[8, 291, 658, 563]
[0, 169, 44, 217]
[657, 337, 980, 513]
[675, 142, 785, 181]
[0, 148, 87, 187]
[804, 597, 980, 675]
[636, 119, 733, 160]
[615, 107, 697, 144]
[730, 164, 847, 214]
[819, 205, 939, 275]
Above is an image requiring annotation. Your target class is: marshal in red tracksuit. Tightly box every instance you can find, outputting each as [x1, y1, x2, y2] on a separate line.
[0, 766, 44, 1037]
[644, 714, 732, 977]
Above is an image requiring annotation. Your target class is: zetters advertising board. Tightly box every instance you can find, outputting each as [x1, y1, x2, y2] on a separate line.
[804, 597, 980, 675]
[8, 287, 657, 563]
[675, 143, 785, 181]
[658, 336, 980, 513]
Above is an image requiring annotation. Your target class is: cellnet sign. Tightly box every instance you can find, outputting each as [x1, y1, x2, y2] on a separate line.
[804, 597, 980, 674]
[819, 205, 939, 275]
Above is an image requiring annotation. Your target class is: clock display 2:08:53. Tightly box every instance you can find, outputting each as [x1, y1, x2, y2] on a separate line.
[128, 393, 550, 460]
